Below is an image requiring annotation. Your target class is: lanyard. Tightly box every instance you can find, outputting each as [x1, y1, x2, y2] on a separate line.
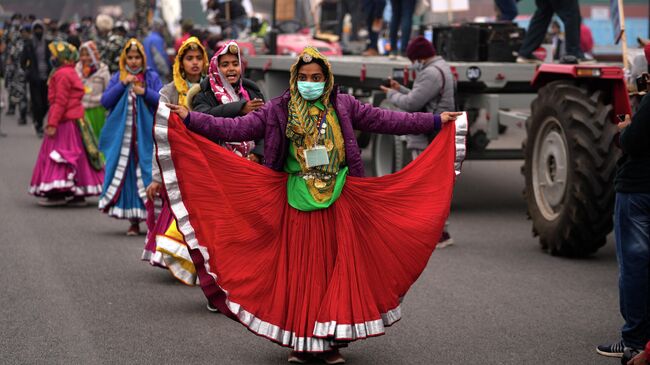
[312, 110, 328, 148]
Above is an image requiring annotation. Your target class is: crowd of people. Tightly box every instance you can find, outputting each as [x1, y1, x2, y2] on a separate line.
[0, 10, 255, 136]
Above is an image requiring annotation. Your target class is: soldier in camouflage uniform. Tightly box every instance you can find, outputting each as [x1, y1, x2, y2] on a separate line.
[101, 24, 127, 74]
[3, 14, 23, 118]
[80, 16, 97, 43]
[44, 19, 59, 41]
[94, 14, 114, 68]
[5, 25, 29, 124]
[54, 23, 70, 42]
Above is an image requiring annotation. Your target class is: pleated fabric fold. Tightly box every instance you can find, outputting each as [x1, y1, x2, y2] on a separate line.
[155, 105, 465, 352]
[142, 192, 169, 268]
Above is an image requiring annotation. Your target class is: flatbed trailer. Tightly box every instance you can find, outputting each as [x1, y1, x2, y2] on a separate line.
[245, 54, 629, 258]
[247, 55, 537, 161]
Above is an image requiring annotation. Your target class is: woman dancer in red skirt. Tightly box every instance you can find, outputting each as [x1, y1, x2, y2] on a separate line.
[160, 47, 466, 364]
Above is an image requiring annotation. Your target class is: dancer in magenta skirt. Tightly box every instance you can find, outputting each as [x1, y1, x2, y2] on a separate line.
[29, 41, 104, 206]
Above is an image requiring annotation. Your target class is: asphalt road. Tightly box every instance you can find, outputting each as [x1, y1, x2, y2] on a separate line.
[0, 112, 623, 364]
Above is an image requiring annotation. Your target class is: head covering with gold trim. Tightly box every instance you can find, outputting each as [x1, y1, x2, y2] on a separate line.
[173, 36, 208, 106]
[119, 38, 147, 82]
[48, 40, 79, 66]
[208, 40, 250, 104]
[286, 46, 335, 148]
[286, 46, 344, 203]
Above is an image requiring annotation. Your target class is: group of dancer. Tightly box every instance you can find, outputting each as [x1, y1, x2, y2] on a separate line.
[27, 35, 466, 363]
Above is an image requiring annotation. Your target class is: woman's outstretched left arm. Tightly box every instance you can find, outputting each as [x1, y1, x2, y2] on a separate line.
[346, 95, 460, 135]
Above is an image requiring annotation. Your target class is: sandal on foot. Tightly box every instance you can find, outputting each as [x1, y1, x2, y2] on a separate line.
[126, 224, 140, 236]
[288, 351, 312, 364]
[321, 350, 346, 364]
[38, 197, 67, 207]
[206, 303, 220, 313]
[66, 197, 87, 207]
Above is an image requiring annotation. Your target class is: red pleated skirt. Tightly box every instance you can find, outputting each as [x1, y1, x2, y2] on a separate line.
[157, 111, 459, 352]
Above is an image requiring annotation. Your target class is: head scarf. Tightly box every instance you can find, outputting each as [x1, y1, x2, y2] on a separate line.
[48, 40, 79, 67]
[79, 41, 101, 77]
[286, 46, 335, 147]
[286, 47, 344, 203]
[119, 38, 147, 82]
[173, 36, 208, 106]
[208, 40, 250, 104]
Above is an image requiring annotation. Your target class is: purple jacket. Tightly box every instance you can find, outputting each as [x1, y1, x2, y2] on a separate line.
[185, 89, 442, 177]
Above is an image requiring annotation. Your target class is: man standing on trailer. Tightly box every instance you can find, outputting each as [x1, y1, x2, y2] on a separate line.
[495, 0, 519, 21]
[516, 0, 589, 64]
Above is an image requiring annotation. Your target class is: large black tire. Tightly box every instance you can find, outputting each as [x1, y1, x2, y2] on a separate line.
[522, 80, 620, 257]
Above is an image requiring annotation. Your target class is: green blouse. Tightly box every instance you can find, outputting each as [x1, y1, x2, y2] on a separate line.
[284, 101, 348, 211]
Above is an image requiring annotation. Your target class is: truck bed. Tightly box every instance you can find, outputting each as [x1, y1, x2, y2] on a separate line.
[246, 55, 539, 91]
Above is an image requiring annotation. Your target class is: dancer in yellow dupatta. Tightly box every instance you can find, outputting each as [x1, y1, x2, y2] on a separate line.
[143, 37, 208, 285]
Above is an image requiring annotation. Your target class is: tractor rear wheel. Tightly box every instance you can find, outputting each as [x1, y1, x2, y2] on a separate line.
[522, 81, 620, 256]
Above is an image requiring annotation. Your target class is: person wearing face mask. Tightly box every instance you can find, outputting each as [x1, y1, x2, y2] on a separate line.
[29, 41, 104, 206]
[161, 46, 465, 363]
[381, 35, 455, 247]
[75, 41, 110, 140]
[142, 37, 209, 285]
[99, 38, 163, 236]
[381, 36, 454, 122]
[22, 20, 52, 137]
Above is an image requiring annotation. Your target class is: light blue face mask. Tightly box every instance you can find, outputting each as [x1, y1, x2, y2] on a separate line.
[297, 81, 325, 101]
[412, 60, 424, 72]
[126, 65, 143, 75]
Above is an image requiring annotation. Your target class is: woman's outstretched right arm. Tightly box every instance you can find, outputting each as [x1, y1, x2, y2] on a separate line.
[180, 104, 267, 143]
